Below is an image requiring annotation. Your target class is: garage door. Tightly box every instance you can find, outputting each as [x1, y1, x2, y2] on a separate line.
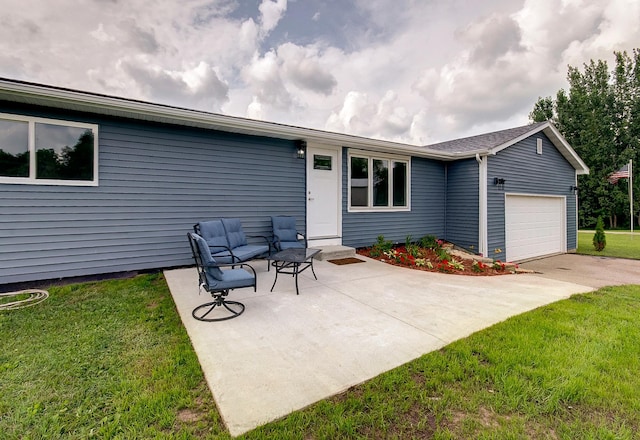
[505, 195, 565, 261]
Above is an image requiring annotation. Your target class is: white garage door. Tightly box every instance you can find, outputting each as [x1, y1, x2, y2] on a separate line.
[505, 195, 565, 261]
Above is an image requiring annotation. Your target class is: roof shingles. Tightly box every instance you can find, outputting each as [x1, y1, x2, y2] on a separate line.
[424, 122, 547, 154]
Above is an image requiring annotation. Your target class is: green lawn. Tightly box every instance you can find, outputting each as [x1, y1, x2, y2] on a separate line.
[2, 275, 640, 439]
[577, 231, 640, 259]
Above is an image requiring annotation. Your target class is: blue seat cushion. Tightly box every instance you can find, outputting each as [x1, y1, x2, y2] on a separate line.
[211, 250, 237, 264]
[212, 244, 269, 263]
[234, 244, 269, 259]
[221, 218, 248, 249]
[279, 241, 305, 250]
[197, 220, 230, 251]
[271, 216, 298, 242]
[205, 267, 254, 290]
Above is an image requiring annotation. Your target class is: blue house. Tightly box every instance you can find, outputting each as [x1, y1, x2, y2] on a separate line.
[0, 79, 588, 285]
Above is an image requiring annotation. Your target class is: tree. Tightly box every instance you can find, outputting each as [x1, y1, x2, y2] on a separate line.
[593, 217, 606, 251]
[530, 49, 640, 229]
[529, 96, 554, 122]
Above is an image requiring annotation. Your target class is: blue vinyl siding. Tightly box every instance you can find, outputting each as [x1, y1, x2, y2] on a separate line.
[486, 133, 577, 260]
[445, 159, 479, 252]
[341, 150, 445, 248]
[0, 104, 305, 284]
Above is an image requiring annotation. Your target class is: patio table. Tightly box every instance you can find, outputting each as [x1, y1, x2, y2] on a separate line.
[269, 248, 320, 295]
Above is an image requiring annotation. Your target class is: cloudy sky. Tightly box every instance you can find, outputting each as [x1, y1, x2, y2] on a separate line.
[1, 0, 638, 145]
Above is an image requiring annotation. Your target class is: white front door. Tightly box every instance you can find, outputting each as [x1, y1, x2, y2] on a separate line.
[307, 145, 341, 245]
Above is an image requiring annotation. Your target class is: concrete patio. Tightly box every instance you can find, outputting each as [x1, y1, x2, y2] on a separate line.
[164, 256, 594, 436]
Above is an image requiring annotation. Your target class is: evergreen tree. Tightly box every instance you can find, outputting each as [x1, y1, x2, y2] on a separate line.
[593, 217, 606, 251]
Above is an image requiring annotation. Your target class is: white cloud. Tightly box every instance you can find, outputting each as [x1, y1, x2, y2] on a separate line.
[278, 43, 337, 95]
[242, 50, 293, 112]
[1, 0, 639, 144]
[90, 23, 115, 43]
[121, 59, 229, 111]
[325, 90, 412, 141]
[247, 96, 263, 119]
[259, 0, 287, 35]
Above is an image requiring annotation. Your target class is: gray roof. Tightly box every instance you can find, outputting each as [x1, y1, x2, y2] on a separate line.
[424, 122, 548, 154]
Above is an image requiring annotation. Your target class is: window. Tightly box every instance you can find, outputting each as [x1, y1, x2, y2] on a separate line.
[0, 114, 98, 185]
[349, 151, 410, 211]
[313, 154, 332, 170]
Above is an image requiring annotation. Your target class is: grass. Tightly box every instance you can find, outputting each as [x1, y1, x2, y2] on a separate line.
[577, 231, 640, 259]
[2, 275, 640, 438]
[0, 273, 226, 439]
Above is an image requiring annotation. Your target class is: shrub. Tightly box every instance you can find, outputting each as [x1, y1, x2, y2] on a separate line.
[419, 234, 439, 250]
[593, 217, 606, 251]
[405, 235, 422, 257]
[435, 247, 450, 262]
[370, 235, 393, 257]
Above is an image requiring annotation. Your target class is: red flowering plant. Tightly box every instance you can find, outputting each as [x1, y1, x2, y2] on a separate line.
[436, 260, 453, 273]
[472, 260, 486, 273]
[358, 234, 517, 276]
[492, 260, 506, 271]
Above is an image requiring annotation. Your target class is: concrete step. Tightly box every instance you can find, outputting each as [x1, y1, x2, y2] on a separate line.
[311, 245, 356, 261]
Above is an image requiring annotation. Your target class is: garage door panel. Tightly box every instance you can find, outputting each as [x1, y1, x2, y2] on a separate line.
[505, 195, 565, 261]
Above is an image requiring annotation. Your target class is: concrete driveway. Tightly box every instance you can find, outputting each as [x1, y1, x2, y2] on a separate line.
[519, 253, 640, 288]
[165, 257, 594, 436]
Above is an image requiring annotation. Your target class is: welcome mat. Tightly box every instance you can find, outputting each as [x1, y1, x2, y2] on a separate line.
[327, 257, 365, 265]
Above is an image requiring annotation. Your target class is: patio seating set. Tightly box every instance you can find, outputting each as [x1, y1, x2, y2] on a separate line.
[187, 216, 320, 322]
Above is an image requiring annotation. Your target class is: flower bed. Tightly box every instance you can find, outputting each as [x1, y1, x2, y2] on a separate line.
[357, 244, 516, 276]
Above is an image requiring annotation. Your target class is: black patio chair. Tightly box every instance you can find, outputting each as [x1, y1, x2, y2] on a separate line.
[187, 232, 257, 322]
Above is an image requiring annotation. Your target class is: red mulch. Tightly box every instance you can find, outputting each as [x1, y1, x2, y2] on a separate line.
[356, 246, 514, 276]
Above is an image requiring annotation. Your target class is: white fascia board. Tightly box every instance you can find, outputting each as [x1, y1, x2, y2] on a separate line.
[0, 79, 452, 161]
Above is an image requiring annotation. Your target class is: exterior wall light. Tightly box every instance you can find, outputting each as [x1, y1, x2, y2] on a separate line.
[493, 177, 506, 189]
[296, 140, 306, 159]
[570, 185, 579, 194]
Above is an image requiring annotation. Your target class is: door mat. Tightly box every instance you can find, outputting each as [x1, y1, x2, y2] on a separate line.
[327, 257, 365, 265]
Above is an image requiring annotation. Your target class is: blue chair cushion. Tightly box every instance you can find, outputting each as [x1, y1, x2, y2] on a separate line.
[211, 250, 236, 264]
[221, 218, 248, 249]
[197, 220, 229, 251]
[279, 241, 305, 250]
[190, 233, 224, 280]
[271, 216, 299, 242]
[212, 244, 268, 263]
[231, 244, 269, 260]
[206, 267, 255, 290]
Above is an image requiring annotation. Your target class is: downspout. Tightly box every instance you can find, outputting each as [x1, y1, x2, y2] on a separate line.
[444, 163, 448, 239]
[575, 170, 579, 251]
[476, 153, 488, 257]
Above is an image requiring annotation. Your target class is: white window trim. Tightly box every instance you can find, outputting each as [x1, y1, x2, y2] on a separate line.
[0, 112, 99, 186]
[348, 149, 411, 212]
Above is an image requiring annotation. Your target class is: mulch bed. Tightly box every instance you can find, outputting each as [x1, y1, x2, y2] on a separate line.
[357, 246, 514, 276]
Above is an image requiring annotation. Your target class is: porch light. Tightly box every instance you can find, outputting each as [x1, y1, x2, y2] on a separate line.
[296, 140, 306, 159]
